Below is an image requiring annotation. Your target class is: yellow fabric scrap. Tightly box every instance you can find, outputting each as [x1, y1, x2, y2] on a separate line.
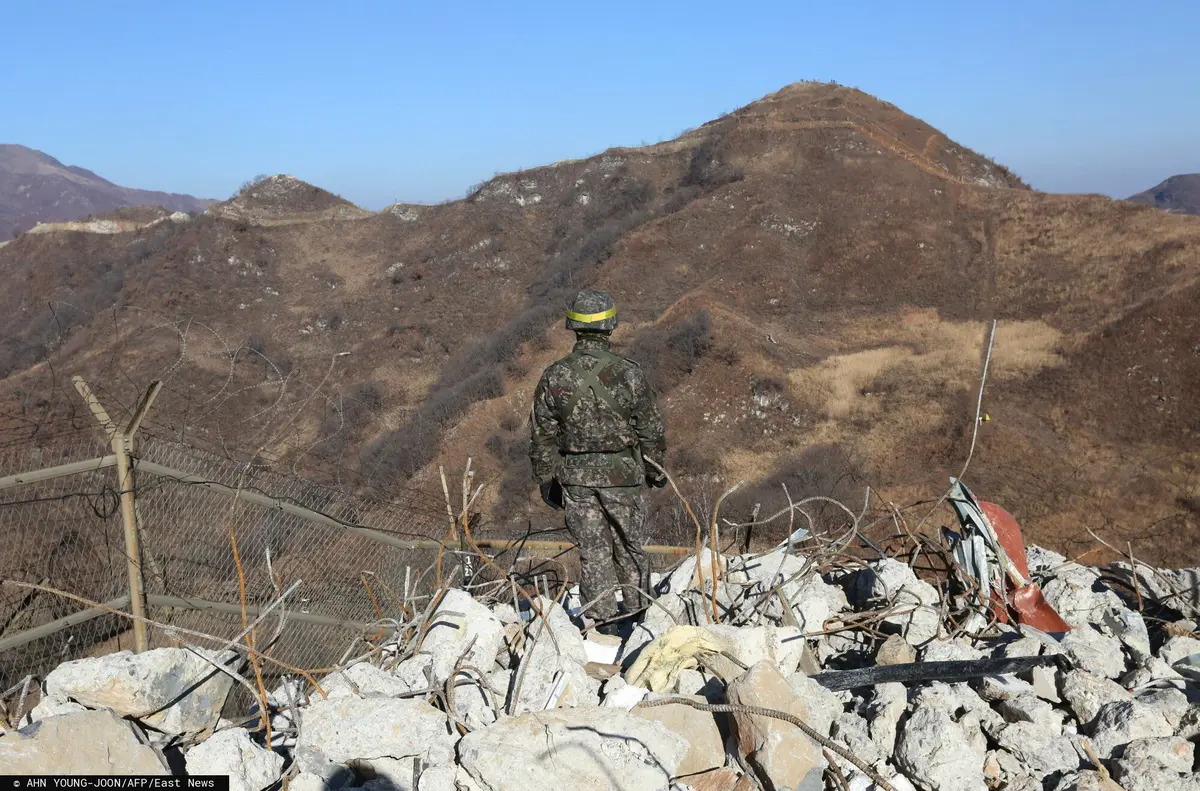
[623, 625, 723, 692]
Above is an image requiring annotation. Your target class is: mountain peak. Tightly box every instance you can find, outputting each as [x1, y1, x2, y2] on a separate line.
[207, 174, 368, 223]
[1128, 173, 1200, 215]
[0, 144, 214, 238]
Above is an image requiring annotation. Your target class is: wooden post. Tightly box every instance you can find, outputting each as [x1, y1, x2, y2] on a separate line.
[72, 376, 161, 653]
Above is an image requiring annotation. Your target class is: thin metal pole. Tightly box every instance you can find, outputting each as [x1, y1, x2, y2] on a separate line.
[113, 433, 148, 653]
[72, 376, 160, 654]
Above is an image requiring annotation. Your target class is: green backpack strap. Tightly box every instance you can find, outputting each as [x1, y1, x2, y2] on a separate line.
[561, 350, 632, 423]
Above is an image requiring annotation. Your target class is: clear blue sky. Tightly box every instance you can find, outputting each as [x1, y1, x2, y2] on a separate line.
[4, 1, 1197, 208]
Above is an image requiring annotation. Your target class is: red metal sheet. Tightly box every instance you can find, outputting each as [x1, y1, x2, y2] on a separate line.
[979, 500, 1072, 634]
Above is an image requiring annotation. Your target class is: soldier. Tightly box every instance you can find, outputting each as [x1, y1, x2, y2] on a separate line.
[529, 289, 666, 633]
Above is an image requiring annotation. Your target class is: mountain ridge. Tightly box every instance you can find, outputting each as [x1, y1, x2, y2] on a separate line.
[0, 144, 215, 239]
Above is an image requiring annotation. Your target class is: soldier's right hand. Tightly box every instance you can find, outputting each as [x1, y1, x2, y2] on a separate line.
[646, 469, 668, 489]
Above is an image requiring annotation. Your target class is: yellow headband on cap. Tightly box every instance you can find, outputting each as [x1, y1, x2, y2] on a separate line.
[567, 307, 616, 323]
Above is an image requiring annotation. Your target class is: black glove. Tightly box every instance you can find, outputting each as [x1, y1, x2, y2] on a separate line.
[646, 469, 668, 489]
[540, 479, 565, 510]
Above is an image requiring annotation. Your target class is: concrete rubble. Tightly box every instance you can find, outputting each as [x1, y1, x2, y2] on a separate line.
[5, 543, 1200, 790]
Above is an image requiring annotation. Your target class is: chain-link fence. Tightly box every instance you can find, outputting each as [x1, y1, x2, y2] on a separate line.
[0, 432, 454, 689]
[0, 436, 129, 687]
[0, 428, 695, 692]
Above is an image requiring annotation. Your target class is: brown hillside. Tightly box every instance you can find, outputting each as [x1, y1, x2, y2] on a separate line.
[1, 82, 1197, 567]
[1128, 173, 1200, 215]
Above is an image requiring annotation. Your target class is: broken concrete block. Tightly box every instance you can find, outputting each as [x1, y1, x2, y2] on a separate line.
[665, 549, 728, 596]
[511, 649, 599, 714]
[674, 668, 709, 697]
[491, 602, 520, 624]
[458, 708, 688, 791]
[323, 662, 421, 699]
[22, 695, 87, 725]
[0, 709, 170, 774]
[1138, 688, 1190, 730]
[727, 547, 806, 592]
[787, 573, 849, 634]
[417, 765, 457, 791]
[854, 559, 941, 646]
[1060, 669, 1132, 725]
[1113, 750, 1198, 791]
[985, 748, 1039, 790]
[1090, 698, 1174, 758]
[1159, 636, 1200, 668]
[911, 682, 1001, 731]
[295, 696, 457, 770]
[977, 674, 1035, 702]
[995, 693, 1067, 731]
[584, 632, 622, 665]
[1175, 706, 1200, 739]
[957, 708, 993, 756]
[393, 654, 435, 691]
[703, 625, 807, 680]
[831, 710, 880, 766]
[447, 672, 501, 731]
[632, 695, 724, 777]
[1145, 656, 1185, 682]
[184, 727, 284, 791]
[996, 635, 1046, 659]
[1062, 627, 1127, 679]
[876, 634, 917, 666]
[1040, 563, 1124, 629]
[603, 680, 650, 710]
[1120, 736, 1195, 773]
[727, 661, 825, 791]
[816, 628, 873, 665]
[527, 596, 589, 665]
[419, 588, 507, 685]
[993, 721, 1081, 780]
[895, 703, 987, 791]
[1105, 609, 1152, 663]
[866, 682, 907, 757]
[1027, 546, 1068, 572]
[921, 638, 984, 662]
[1107, 563, 1200, 618]
[785, 672, 843, 737]
[511, 601, 600, 713]
[43, 647, 238, 735]
[1031, 665, 1062, 703]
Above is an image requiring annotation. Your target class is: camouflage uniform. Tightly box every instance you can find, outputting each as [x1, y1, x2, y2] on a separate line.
[530, 299, 665, 621]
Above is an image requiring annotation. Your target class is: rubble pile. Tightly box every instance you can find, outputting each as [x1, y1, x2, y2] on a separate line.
[5, 543, 1200, 791]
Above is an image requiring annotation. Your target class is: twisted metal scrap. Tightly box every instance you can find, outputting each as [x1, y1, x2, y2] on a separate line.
[635, 696, 898, 791]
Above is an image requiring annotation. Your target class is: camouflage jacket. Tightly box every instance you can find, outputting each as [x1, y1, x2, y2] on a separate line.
[529, 334, 666, 488]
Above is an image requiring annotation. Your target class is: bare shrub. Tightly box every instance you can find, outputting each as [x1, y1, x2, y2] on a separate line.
[624, 310, 715, 393]
[681, 121, 744, 190]
[485, 433, 504, 457]
[725, 444, 869, 543]
[237, 173, 271, 194]
[313, 380, 387, 462]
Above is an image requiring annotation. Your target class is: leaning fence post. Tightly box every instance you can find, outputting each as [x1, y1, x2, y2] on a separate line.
[72, 376, 162, 653]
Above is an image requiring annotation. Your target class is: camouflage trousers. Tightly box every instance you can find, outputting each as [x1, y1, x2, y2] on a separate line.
[563, 484, 649, 621]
